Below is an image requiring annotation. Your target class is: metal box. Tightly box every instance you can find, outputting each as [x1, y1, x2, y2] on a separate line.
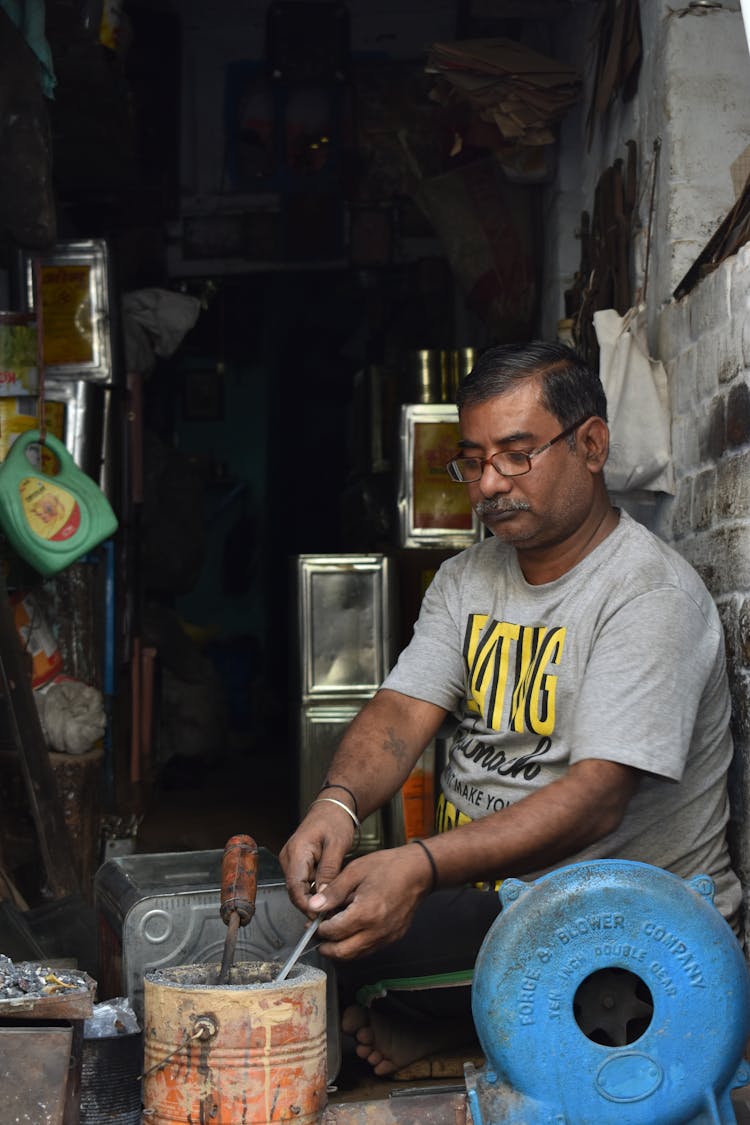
[22, 239, 114, 383]
[0, 1026, 72, 1125]
[397, 403, 482, 548]
[293, 554, 394, 700]
[299, 699, 387, 851]
[94, 847, 340, 1079]
[45, 376, 106, 480]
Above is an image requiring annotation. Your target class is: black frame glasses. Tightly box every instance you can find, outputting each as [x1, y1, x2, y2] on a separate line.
[446, 415, 592, 483]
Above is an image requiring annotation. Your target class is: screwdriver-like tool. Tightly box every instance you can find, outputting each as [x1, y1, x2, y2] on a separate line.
[275, 915, 322, 982]
[217, 834, 258, 985]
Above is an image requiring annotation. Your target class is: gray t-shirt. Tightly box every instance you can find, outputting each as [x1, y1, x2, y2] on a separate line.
[383, 510, 741, 919]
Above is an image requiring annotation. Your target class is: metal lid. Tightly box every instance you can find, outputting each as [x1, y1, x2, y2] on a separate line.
[0, 312, 35, 325]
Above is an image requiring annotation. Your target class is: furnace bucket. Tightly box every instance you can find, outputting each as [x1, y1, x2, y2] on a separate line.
[143, 959, 328, 1124]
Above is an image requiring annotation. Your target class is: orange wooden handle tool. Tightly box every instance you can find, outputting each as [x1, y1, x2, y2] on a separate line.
[220, 834, 258, 927]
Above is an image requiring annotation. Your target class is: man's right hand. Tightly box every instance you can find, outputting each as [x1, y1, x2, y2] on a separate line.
[279, 797, 358, 915]
[304, 843, 435, 960]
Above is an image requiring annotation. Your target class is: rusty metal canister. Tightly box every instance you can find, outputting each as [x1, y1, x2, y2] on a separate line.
[143, 960, 328, 1125]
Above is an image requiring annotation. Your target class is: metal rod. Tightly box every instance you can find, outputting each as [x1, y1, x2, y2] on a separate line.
[275, 917, 321, 982]
[217, 911, 240, 985]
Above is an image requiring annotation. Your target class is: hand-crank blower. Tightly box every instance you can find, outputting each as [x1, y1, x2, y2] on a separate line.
[467, 860, 750, 1125]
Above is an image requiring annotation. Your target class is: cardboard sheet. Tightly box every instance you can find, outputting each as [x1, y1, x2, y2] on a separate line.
[427, 37, 582, 151]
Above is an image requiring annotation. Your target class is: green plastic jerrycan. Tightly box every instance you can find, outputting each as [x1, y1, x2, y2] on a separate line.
[0, 430, 118, 576]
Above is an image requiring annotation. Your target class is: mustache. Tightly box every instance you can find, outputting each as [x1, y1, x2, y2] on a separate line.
[473, 498, 531, 516]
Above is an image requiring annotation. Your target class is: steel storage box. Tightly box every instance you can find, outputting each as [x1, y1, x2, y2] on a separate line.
[22, 239, 114, 383]
[397, 403, 482, 548]
[45, 376, 107, 480]
[293, 554, 394, 700]
[292, 555, 397, 849]
[94, 847, 341, 1080]
[95, 848, 290, 1019]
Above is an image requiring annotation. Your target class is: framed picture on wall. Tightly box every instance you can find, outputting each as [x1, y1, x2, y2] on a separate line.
[183, 367, 224, 421]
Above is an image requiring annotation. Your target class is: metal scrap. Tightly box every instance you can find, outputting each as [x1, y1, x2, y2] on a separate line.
[0, 953, 89, 999]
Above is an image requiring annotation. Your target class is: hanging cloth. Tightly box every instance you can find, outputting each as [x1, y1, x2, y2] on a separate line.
[594, 304, 675, 494]
[1, 0, 57, 98]
[122, 288, 201, 377]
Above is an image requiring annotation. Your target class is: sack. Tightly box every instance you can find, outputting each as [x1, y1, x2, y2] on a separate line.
[594, 305, 674, 494]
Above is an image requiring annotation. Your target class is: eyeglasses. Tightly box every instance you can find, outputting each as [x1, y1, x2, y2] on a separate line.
[446, 416, 592, 483]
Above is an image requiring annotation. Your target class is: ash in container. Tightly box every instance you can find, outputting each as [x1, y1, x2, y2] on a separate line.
[147, 959, 283, 989]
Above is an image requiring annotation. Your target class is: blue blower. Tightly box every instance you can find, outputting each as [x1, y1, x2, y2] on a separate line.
[468, 860, 750, 1124]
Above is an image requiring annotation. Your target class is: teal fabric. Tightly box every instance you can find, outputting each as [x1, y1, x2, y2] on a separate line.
[2, 0, 57, 97]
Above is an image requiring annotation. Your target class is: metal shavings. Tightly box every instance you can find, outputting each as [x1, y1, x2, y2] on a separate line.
[0, 954, 88, 999]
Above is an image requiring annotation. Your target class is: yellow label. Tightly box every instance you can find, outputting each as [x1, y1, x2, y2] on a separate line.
[100, 0, 123, 50]
[0, 400, 66, 470]
[40, 265, 94, 366]
[413, 420, 473, 531]
[20, 477, 81, 541]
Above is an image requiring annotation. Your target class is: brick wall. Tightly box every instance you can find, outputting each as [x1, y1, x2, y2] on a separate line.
[540, 0, 750, 943]
[658, 246, 750, 947]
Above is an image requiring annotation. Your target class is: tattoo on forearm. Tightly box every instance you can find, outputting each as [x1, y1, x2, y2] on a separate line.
[384, 727, 409, 766]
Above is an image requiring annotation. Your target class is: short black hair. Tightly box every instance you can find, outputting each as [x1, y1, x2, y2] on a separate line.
[457, 341, 608, 427]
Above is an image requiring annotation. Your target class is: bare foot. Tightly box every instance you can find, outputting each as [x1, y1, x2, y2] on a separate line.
[341, 1004, 470, 1077]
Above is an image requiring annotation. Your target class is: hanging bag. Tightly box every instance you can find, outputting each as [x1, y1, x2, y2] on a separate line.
[594, 304, 675, 494]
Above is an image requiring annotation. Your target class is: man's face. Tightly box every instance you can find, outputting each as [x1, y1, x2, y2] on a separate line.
[458, 379, 595, 551]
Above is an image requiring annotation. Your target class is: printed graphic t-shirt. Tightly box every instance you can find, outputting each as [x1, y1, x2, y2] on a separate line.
[382, 510, 741, 920]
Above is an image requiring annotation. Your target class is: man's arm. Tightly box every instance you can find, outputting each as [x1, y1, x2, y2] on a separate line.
[423, 757, 639, 883]
[308, 758, 639, 960]
[280, 688, 448, 912]
[321, 689, 448, 819]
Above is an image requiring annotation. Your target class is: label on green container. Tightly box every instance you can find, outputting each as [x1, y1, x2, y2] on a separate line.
[19, 476, 81, 541]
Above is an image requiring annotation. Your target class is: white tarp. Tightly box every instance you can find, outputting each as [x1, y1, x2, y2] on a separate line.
[594, 305, 675, 494]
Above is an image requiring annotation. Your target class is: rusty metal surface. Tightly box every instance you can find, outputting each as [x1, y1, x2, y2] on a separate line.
[143, 960, 328, 1124]
[0, 1025, 73, 1125]
[322, 1088, 472, 1125]
[0, 969, 95, 1019]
